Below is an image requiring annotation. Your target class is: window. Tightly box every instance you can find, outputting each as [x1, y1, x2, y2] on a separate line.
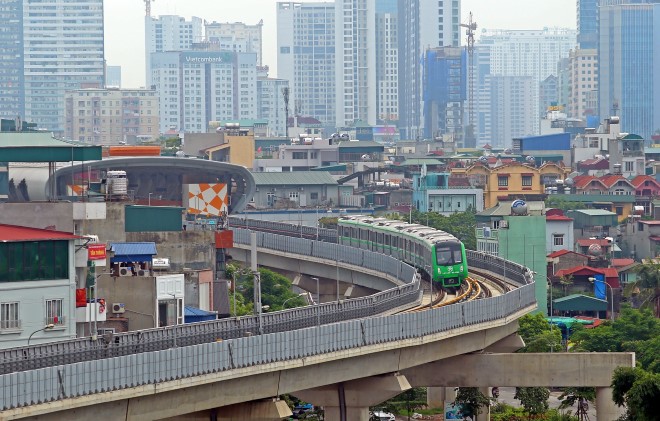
[497, 176, 508, 187]
[289, 191, 299, 200]
[0, 241, 69, 282]
[553, 234, 564, 246]
[45, 299, 64, 326]
[310, 192, 318, 200]
[292, 152, 307, 160]
[522, 175, 533, 187]
[0, 302, 20, 330]
[625, 162, 634, 172]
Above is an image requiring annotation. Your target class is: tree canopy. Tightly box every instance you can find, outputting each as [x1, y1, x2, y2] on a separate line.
[405, 208, 477, 250]
[612, 367, 660, 421]
[517, 313, 562, 353]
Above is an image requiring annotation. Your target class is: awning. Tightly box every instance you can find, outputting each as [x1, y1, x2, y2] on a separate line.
[184, 306, 217, 323]
[109, 242, 157, 263]
[552, 294, 608, 312]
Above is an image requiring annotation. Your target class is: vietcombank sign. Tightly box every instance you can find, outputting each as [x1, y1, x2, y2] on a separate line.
[182, 52, 233, 64]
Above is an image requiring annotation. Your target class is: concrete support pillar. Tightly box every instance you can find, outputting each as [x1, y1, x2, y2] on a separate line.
[445, 387, 457, 402]
[293, 373, 410, 421]
[475, 387, 490, 421]
[215, 399, 292, 421]
[595, 387, 624, 421]
[427, 387, 445, 408]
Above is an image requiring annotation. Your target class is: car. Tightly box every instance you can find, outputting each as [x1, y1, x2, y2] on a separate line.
[371, 410, 396, 421]
[292, 403, 314, 419]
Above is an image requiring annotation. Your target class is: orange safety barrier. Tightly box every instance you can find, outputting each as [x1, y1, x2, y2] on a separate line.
[107, 146, 161, 157]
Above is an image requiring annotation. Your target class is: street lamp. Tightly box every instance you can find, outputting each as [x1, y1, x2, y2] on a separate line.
[589, 277, 614, 321]
[282, 293, 307, 309]
[28, 324, 55, 346]
[148, 192, 153, 206]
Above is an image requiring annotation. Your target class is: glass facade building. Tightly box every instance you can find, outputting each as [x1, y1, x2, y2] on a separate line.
[0, 0, 24, 119]
[577, 0, 599, 49]
[598, 2, 660, 140]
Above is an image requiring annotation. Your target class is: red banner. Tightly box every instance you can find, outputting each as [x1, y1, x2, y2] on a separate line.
[76, 289, 87, 308]
[88, 244, 107, 260]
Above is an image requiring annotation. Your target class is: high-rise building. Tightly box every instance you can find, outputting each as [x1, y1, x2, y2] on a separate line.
[106, 66, 122, 89]
[423, 47, 467, 141]
[151, 51, 257, 134]
[277, 2, 336, 129]
[577, 0, 599, 49]
[568, 48, 598, 120]
[335, 0, 376, 127]
[23, 0, 105, 134]
[539, 75, 559, 117]
[257, 69, 289, 137]
[398, 0, 461, 140]
[599, 1, 660, 139]
[205, 21, 263, 66]
[471, 45, 492, 146]
[64, 88, 159, 144]
[477, 28, 576, 138]
[0, 0, 23, 119]
[479, 28, 576, 84]
[375, 0, 399, 127]
[145, 15, 203, 87]
[489, 76, 537, 148]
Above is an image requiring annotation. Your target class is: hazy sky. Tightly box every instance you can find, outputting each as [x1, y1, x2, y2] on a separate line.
[105, 0, 577, 89]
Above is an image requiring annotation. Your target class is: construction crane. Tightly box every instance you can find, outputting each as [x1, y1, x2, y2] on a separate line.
[460, 12, 477, 146]
[143, 0, 155, 17]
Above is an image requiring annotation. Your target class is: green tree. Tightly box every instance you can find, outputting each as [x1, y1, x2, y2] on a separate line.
[454, 387, 493, 420]
[514, 387, 550, 419]
[631, 262, 660, 317]
[612, 367, 660, 421]
[545, 197, 587, 212]
[558, 387, 595, 421]
[517, 313, 562, 353]
[226, 265, 307, 314]
[406, 208, 477, 250]
[382, 388, 427, 420]
[570, 306, 660, 353]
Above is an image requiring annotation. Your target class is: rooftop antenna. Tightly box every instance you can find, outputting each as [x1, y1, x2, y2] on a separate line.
[460, 12, 477, 145]
[143, 0, 155, 17]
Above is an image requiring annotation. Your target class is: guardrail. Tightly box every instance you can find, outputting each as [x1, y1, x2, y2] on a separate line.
[228, 216, 338, 243]
[0, 231, 418, 376]
[0, 228, 535, 411]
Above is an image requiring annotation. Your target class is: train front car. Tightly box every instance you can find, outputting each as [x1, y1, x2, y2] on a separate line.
[432, 239, 467, 289]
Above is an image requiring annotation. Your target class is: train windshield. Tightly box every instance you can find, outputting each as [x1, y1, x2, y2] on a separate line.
[435, 243, 463, 265]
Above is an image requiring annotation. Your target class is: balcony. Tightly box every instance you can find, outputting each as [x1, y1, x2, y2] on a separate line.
[476, 227, 498, 240]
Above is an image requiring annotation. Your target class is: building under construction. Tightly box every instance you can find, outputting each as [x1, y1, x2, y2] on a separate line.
[423, 47, 467, 146]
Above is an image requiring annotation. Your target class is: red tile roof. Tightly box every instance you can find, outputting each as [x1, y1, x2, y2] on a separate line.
[577, 239, 612, 247]
[554, 265, 620, 287]
[611, 258, 635, 267]
[599, 174, 632, 188]
[639, 220, 660, 225]
[547, 249, 589, 259]
[572, 175, 600, 189]
[630, 175, 660, 188]
[0, 224, 80, 242]
[546, 214, 573, 221]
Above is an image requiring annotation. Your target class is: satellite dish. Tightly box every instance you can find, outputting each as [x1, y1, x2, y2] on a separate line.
[526, 156, 535, 163]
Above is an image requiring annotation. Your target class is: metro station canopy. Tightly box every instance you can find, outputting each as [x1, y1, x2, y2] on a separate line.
[0, 132, 102, 162]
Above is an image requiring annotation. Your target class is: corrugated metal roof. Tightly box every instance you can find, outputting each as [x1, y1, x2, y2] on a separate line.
[109, 242, 157, 256]
[574, 209, 617, 216]
[338, 141, 384, 149]
[251, 171, 338, 186]
[552, 294, 607, 312]
[0, 224, 80, 242]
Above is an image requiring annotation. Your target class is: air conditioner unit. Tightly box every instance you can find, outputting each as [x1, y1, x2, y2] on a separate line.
[500, 220, 509, 229]
[112, 303, 125, 314]
[118, 267, 131, 276]
[137, 269, 150, 277]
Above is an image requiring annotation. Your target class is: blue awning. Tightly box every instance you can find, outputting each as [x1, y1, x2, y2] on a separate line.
[109, 242, 157, 263]
[184, 306, 217, 323]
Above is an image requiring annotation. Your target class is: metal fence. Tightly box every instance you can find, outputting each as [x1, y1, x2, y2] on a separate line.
[0, 286, 535, 411]
[228, 217, 338, 243]
[0, 232, 418, 376]
[0, 228, 535, 411]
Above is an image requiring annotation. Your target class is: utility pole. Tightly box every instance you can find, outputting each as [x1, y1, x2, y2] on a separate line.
[282, 87, 290, 139]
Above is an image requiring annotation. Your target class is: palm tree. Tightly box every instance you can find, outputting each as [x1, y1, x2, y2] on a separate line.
[631, 262, 660, 317]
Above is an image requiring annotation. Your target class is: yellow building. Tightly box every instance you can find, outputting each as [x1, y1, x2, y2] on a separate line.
[184, 127, 255, 169]
[452, 162, 569, 208]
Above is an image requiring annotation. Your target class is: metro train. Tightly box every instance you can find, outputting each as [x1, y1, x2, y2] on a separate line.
[337, 215, 468, 289]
